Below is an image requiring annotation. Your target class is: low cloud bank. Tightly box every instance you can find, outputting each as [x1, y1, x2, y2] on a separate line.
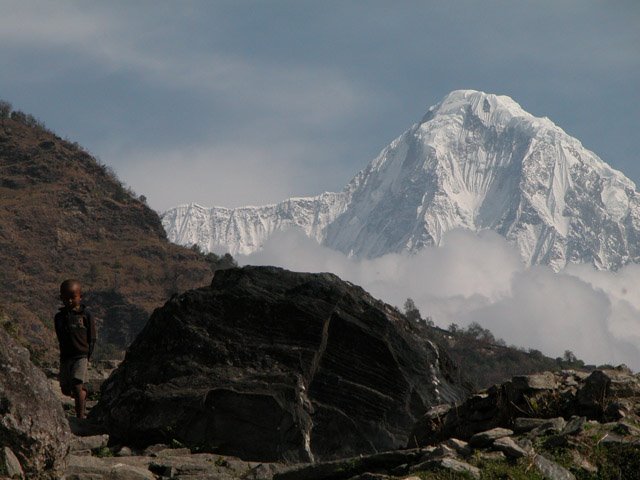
[241, 229, 640, 370]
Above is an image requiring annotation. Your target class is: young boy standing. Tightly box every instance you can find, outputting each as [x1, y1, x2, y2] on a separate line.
[54, 279, 97, 419]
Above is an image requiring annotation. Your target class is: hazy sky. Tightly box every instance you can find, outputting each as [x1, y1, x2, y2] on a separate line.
[1, 1, 638, 211]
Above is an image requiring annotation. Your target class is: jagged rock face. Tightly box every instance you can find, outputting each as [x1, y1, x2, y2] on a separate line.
[163, 90, 640, 271]
[0, 328, 71, 479]
[409, 367, 640, 447]
[93, 266, 467, 462]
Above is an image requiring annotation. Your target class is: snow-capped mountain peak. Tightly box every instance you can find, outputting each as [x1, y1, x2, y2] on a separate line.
[162, 90, 640, 271]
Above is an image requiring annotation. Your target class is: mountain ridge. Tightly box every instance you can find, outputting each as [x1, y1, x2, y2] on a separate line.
[163, 90, 640, 270]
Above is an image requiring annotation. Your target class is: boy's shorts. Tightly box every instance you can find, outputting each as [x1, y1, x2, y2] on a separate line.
[59, 356, 88, 397]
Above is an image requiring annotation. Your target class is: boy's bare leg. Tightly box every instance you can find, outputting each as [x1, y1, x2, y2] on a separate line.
[73, 383, 87, 419]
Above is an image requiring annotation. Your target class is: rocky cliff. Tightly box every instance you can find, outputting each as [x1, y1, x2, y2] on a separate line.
[93, 266, 469, 462]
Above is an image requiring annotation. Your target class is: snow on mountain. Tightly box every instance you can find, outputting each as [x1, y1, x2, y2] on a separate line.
[162, 192, 349, 256]
[162, 90, 640, 270]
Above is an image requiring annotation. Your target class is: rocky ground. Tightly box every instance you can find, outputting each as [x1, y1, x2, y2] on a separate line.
[36, 364, 640, 479]
[42, 361, 285, 480]
[3, 267, 640, 479]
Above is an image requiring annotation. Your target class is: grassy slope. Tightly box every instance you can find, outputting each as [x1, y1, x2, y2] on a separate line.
[0, 113, 230, 365]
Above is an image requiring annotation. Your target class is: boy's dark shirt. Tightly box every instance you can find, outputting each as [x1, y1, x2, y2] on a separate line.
[54, 305, 96, 360]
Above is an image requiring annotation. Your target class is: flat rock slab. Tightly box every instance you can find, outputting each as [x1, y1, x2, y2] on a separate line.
[70, 434, 110, 452]
[534, 454, 576, 480]
[514, 417, 551, 432]
[62, 455, 155, 480]
[492, 436, 528, 458]
[63, 452, 284, 480]
[529, 417, 567, 436]
[442, 438, 471, 457]
[511, 372, 558, 391]
[469, 428, 514, 447]
[561, 416, 586, 436]
[411, 457, 480, 479]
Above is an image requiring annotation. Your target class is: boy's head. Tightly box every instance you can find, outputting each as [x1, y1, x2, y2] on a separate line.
[60, 279, 82, 309]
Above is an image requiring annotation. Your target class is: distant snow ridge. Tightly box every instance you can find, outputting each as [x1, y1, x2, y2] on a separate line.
[162, 90, 640, 270]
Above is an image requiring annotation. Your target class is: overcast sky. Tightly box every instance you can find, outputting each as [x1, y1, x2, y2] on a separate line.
[1, 1, 638, 211]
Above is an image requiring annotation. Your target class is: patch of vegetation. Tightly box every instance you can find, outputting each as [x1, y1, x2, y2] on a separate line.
[475, 458, 544, 480]
[93, 446, 114, 458]
[593, 443, 640, 480]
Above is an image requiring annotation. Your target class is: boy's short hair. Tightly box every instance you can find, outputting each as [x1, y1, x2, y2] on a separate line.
[60, 279, 81, 294]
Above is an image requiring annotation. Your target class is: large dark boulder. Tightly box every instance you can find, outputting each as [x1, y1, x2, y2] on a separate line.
[94, 266, 468, 462]
[0, 327, 71, 478]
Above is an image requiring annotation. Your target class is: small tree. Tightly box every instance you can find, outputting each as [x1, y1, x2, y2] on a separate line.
[563, 350, 577, 364]
[403, 298, 422, 323]
[464, 321, 496, 343]
[0, 100, 12, 119]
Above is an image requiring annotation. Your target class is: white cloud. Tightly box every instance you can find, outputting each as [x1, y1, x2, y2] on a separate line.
[241, 228, 640, 370]
[115, 139, 346, 211]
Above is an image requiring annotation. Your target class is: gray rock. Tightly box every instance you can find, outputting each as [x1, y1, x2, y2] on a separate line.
[511, 372, 558, 391]
[604, 400, 632, 420]
[529, 417, 567, 436]
[442, 438, 471, 457]
[411, 457, 480, 479]
[598, 432, 639, 445]
[469, 427, 513, 447]
[613, 420, 640, 436]
[533, 454, 576, 480]
[0, 328, 71, 479]
[427, 444, 458, 459]
[577, 369, 640, 417]
[69, 434, 109, 452]
[142, 443, 170, 456]
[514, 417, 551, 432]
[562, 416, 586, 436]
[492, 436, 528, 458]
[62, 474, 104, 480]
[115, 446, 133, 457]
[62, 455, 155, 480]
[154, 447, 192, 457]
[93, 267, 468, 462]
[569, 450, 597, 474]
[1, 447, 24, 479]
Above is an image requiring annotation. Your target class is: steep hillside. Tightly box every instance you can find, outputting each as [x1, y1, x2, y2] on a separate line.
[0, 106, 234, 365]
